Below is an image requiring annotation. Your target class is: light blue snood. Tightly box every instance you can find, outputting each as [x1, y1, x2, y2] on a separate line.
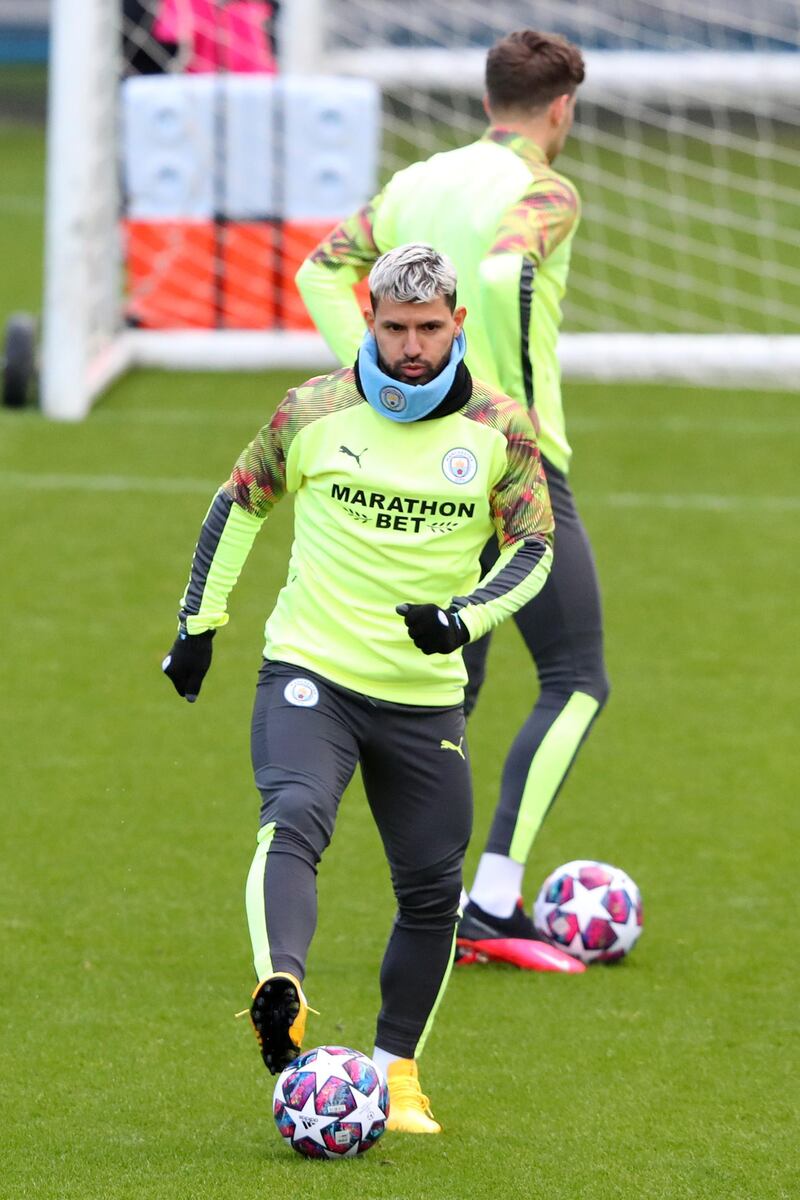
[357, 330, 467, 423]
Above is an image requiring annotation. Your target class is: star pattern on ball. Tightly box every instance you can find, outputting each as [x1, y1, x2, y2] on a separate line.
[309, 1047, 363, 1087]
[343, 1086, 388, 1140]
[285, 1090, 338, 1149]
[555, 876, 615, 927]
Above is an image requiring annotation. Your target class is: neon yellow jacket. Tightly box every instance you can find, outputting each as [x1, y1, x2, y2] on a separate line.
[181, 367, 554, 705]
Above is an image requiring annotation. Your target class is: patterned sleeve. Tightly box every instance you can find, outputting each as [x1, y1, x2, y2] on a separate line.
[222, 390, 297, 518]
[488, 175, 580, 266]
[490, 404, 554, 546]
[179, 393, 298, 632]
[307, 199, 382, 276]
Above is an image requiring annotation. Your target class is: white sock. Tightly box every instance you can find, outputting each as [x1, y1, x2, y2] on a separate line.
[468, 853, 525, 919]
[372, 1046, 404, 1077]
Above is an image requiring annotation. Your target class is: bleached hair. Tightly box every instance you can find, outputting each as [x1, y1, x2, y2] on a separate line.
[368, 243, 457, 310]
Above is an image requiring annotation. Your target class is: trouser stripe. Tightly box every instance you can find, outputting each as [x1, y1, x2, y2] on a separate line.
[413, 917, 459, 1060]
[509, 691, 600, 863]
[245, 821, 276, 981]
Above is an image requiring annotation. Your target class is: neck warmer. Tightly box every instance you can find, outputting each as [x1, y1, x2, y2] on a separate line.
[357, 330, 468, 423]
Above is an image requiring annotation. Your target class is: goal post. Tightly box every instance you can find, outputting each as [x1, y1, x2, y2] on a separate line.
[40, 0, 800, 420]
[41, 0, 131, 420]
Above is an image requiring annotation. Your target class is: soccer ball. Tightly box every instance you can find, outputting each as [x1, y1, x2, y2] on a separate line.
[533, 859, 643, 964]
[272, 1046, 389, 1158]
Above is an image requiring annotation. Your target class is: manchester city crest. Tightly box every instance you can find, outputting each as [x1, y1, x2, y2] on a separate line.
[442, 447, 478, 484]
[284, 678, 320, 707]
[379, 386, 406, 413]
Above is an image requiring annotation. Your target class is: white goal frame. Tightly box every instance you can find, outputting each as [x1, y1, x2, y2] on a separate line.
[40, 0, 800, 420]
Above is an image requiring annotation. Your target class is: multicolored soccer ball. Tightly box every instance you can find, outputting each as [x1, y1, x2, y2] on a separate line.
[272, 1046, 389, 1158]
[533, 859, 643, 964]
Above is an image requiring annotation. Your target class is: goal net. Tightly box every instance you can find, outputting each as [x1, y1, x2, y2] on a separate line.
[41, 0, 800, 418]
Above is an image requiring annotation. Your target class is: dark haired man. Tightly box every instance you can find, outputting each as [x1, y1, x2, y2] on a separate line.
[296, 29, 609, 973]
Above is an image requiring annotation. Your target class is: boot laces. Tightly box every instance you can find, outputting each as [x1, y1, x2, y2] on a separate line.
[390, 1073, 434, 1117]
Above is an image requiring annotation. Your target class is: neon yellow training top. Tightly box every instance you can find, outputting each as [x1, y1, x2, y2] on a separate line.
[180, 366, 554, 706]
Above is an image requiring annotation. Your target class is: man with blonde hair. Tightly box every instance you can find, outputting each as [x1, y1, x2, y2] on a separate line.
[163, 244, 554, 1132]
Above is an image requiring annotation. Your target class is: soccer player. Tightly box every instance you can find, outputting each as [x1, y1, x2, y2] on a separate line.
[162, 245, 554, 1132]
[295, 29, 608, 973]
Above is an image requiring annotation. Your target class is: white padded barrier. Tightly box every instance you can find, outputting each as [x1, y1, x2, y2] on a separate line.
[223, 74, 278, 218]
[121, 73, 380, 221]
[122, 75, 217, 219]
[280, 76, 380, 219]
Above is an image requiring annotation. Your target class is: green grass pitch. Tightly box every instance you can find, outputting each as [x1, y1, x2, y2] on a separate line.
[1, 109, 798, 1200]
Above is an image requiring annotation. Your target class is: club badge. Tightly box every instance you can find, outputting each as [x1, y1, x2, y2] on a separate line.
[442, 447, 478, 484]
[284, 678, 320, 707]
[379, 386, 406, 413]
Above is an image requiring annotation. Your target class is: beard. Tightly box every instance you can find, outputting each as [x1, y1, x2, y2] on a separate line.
[378, 343, 453, 386]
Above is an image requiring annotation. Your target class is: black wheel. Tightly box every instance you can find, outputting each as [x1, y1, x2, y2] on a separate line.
[2, 312, 38, 408]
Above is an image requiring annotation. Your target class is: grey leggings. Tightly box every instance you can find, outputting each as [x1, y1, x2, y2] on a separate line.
[247, 660, 473, 1057]
[463, 459, 609, 863]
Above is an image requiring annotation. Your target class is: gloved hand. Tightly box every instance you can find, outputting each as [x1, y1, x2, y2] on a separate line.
[396, 603, 470, 655]
[162, 626, 215, 701]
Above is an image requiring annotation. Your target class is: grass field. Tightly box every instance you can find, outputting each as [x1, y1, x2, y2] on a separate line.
[2, 105, 799, 1200]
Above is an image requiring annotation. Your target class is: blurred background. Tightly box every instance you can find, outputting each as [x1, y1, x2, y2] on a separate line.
[3, 0, 800, 414]
[0, 1, 47, 331]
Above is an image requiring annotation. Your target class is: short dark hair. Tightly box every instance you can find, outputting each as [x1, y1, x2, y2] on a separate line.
[486, 29, 585, 115]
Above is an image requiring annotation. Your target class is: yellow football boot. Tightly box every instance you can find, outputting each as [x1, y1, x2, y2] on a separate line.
[249, 972, 309, 1075]
[386, 1058, 442, 1134]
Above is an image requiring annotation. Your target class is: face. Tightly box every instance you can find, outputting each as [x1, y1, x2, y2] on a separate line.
[366, 295, 467, 386]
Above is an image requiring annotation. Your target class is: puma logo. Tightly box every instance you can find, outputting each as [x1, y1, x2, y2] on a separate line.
[440, 736, 465, 760]
[340, 445, 367, 468]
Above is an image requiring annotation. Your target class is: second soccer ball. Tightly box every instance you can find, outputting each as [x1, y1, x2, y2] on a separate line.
[533, 859, 643, 964]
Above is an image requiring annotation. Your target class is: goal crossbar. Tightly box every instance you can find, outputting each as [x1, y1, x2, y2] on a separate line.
[326, 50, 800, 102]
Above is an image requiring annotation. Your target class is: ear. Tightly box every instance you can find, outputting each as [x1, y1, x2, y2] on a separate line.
[549, 93, 571, 125]
[364, 308, 375, 332]
[482, 92, 492, 120]
[453, 305, 467, 335]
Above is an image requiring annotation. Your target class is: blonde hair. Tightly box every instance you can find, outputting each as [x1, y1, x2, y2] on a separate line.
[368, 243, 457, 310]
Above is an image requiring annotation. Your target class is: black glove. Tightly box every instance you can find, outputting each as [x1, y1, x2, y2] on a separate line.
[396, 603, 470, 655]
[162, 625, 215, 701]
